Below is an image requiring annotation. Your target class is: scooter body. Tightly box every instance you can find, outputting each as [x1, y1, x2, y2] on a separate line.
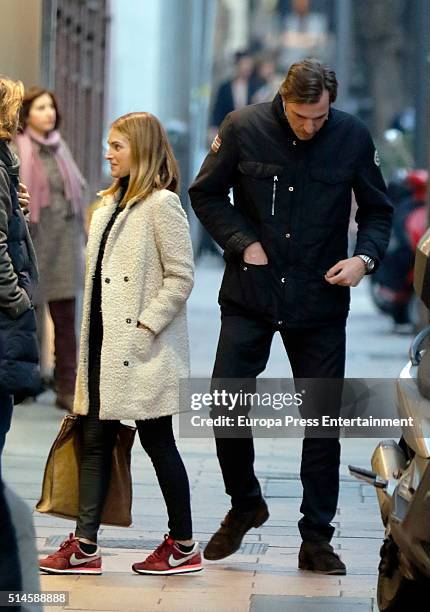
[349, 228, 430, 609]
[369, 170, 428, 328]
[376, 356, 430, 570]
[350, 348, 430, 609]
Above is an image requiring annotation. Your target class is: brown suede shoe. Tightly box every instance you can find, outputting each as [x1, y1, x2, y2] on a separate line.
[204, 499, 269, 561]
[298, 541, 346, 575]
[55, 394, 74, 413]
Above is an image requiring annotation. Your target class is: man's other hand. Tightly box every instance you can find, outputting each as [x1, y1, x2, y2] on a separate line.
[243, 241, 268, 265]
[324, 256, 366, 287]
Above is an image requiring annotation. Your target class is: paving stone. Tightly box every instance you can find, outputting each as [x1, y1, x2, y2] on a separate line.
[63, 586, 161, 611]
[250, 595, 374, 611]
[162, 572, 254, 593]
[253, 574, 341, 596]
[265, 481, 303, 498]
[156, 593, 250, 612]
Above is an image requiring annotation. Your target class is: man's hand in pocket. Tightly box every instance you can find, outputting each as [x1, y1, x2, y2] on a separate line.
[243, 242, 268, 265]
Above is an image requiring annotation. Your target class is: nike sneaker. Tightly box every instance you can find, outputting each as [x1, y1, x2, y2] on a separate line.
[39, 533, 102, 574]
[132, 534, 203, 575]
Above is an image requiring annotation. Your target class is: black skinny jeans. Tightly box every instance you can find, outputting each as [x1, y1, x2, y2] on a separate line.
[75, 361, 192, 543]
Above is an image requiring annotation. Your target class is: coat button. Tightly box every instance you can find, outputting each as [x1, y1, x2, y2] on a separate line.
[126, 318, 132, 324]
[278, 320, 283, 325]
[285, 233, 291, 238]
[292, 140, 297, 146]
[288, 186, 294, 192]
[123, 360, 129, 366]
[124, 276, 129, 282]
[281, 277, 286, 283]
[105, 277, 110, 283]
[243, 266, 248, 271]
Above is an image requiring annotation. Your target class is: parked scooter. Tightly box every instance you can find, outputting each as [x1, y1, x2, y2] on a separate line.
[369, 169, 428, 330]
[349, 227, 430, 610]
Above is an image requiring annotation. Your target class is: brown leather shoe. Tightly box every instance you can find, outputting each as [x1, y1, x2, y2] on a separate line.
[298, 541, 346, 575]
[204, 499, 269, 561]
[55, 394, 74, 413]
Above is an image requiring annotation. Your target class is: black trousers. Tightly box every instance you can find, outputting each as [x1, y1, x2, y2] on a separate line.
[75, 360, 192, 543]
[212, 314, 346, 543]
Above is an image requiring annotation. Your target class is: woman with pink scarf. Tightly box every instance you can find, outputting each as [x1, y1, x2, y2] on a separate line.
[15, 87, 87, 412]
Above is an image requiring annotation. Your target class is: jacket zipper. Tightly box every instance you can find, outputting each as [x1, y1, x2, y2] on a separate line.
[271, 175, 278, 216]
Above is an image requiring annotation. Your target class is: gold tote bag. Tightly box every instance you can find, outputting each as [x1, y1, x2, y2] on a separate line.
[36, 414, 136, 527]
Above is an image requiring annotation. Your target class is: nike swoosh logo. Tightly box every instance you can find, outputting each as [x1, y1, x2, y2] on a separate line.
[69, 553, 97, 566]
[168, 552, 196, 567]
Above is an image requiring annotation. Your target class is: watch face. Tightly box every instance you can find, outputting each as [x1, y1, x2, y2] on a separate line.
[358, 255, 374, 272]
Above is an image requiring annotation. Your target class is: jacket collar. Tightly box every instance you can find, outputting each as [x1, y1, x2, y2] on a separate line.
[0, 139, 20, 178]
[99, 187, 161, 210]
[271, 93, 297, 140]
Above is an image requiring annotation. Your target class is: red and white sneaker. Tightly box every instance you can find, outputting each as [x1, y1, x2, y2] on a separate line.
[39, 533, 102, 575]
[132, 535, 203, 575]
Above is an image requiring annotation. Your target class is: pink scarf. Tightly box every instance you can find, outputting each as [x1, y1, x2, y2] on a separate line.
[15, 127, 86, 224]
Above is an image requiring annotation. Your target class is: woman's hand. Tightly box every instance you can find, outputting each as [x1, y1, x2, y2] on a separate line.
[18, 182, 31, 215]
[133, 322, 155, 360]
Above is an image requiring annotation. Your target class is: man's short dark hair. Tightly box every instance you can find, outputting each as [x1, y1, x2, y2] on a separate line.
[279, 58, 338, 104]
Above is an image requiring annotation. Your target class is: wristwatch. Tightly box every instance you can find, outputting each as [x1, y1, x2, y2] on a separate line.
[357, 254, 375, 274]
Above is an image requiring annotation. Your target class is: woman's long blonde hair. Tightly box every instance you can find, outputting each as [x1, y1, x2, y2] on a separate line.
[100, 112, 180, 206]
[0, 75, 24, 140]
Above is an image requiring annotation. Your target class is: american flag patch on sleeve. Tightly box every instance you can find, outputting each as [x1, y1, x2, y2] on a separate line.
[211, 134, 222, 153]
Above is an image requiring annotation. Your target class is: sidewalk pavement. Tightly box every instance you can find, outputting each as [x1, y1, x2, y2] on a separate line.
[3, 259, 412, 612]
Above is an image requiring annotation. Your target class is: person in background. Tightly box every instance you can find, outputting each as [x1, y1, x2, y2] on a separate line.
[279, 0, 332, 71]
[0, 76, 39, 468]
[0, 483, 22, 599]
[210, 50, 258, 134]
[15, 87, 87, 412]
[3, 485, 43, 612]
[38, 111, 201, 576]
[201, 51, 260, 262]
[251, 55, 283, 104]
[0, 74, 40, 605]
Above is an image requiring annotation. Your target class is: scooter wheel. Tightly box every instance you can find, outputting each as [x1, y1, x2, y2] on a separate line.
[377, 565, 429, 610]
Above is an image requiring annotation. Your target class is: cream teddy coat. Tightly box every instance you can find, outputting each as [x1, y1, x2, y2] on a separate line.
[73, 188, 194, 420]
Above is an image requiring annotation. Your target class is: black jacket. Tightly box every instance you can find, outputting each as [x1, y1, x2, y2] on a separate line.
[189, 94, 393, 327]
[0, 140, 40, 397]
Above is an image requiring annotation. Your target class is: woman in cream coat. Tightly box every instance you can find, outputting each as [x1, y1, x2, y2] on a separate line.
[39, 112, 202, 576]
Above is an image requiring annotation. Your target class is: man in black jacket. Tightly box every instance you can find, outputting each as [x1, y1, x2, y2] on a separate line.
[189, 59, 392, 574]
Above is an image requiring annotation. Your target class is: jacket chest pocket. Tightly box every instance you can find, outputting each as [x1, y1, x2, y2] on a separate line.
[238, 161, 286, 219]
[308, 166, 354, 223]
[309, 167, 353, 191]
